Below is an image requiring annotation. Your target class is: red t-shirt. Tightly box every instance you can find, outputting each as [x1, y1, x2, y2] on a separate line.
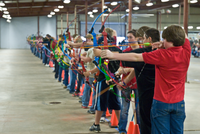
[120, 47, 137, 89]
[142, 38, 191, 103]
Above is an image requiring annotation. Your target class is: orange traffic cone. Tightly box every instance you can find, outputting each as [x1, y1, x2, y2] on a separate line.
[61, 70, 65, 80]
[134, 124, 140, 134]
[89, 91, 93, 106]
[127, 121, 135, 134]
[79, 84, 85, 96]
[75, 81, 77, 89]
[109, 110, 118, 128]
[49, 60, 53, 68]
[106, 108, 111, 117]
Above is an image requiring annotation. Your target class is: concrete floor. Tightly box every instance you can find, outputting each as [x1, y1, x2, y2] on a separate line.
[0, 49, 199, 134]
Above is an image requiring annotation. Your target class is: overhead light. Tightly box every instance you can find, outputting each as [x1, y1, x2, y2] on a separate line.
[126, 9, 129, 12]
[133, 6, 139, 10]
[0, 2, 5, 6]
[7, 19, 11, 23]
[0, 7, 2, 11]
[90, 14, 94, 18]
[2, 14, 7, 18]
[103, 5, 107, 9]
[111, 2, 117, 6]
[188, 26, 193, 29]
[93, 9, 98, 13]
[146, 2, 153, 6]
[161, 0, 169, 2]
[47, 14, 52, 18]
[50, 11, 55, 15]
[108, 8, 111, 12]
[2, 7, 7, 11]
[190, 0, 198, 3]
[88, 11, 93, 15]
[196, 26, 200, 29]
[172, 4, 179, 8]
[54, 8, 59, 12]
[164, 26, 167, 29]
[7, 16, 12, 19]
[64, 0, 70, 4]
[58, 5, 64, 8]
[4, 11, 9, 14]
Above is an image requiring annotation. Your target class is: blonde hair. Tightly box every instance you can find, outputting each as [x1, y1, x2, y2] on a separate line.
[74, 35, 83, 43]
[105, 28, 114, 37]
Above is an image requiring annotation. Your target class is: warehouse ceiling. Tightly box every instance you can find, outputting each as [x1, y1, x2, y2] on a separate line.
[0, 0, 199, 18]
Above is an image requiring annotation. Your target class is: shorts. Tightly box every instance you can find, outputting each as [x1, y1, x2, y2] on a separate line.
[94, 80, 121, 111]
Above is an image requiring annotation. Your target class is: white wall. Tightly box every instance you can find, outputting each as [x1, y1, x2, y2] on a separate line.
[39, 16, 56, 38]
[0, 16, 56, 49]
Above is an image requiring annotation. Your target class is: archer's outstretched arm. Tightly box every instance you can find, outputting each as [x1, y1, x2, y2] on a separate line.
[101, 49, 144, 62]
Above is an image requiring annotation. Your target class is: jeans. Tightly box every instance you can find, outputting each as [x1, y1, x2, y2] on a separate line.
[68, 66, 77, 93]
[38, 48, 41, 58]
[63, 68, 69, 86]
[82, 77, 94, 107]
[119, 89, 140, 134]
[58, 63, 63, 82]
[151, 99, 186, 134]
[54, 60, 59, 79]
[76, 72, 84, 93]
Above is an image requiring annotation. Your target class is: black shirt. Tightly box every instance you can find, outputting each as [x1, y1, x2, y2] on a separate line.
[121, 46, 155, 99]
[97, 47, 122, 81]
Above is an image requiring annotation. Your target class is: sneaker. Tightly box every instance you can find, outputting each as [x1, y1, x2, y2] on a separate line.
[81, 105, 88, 109]
[89, 123, 101, 132]
[58, 81, 61, 82]
[100, 117, 105, 123]
[120, 133, 126, 134]
[79, 96, 82, 100]
[63, 86, 67, 89]
[79, 100, 82, 103]
[45, 64, 49, 67]
[72, 92, 79, 97]
[87, 110, 95, 114]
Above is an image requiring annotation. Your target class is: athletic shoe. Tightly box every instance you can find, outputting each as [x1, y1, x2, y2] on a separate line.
[100, 117, 105, 123]
[89, 123, 101, 132]
[87, 110, 95, 114]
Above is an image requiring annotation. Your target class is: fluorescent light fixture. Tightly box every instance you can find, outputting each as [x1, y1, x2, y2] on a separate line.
[58, 5, 64, 8]
[7, 19, 11, 23]
[54, 8, 59, 12]
[0, 2, 5, 6]
[172, 4, 179, 8]
[4, 11, 9, 14]
[50, 11, 55, 15]
[133, 6, 139, 10]
[7, 16, 11, 19]
[188, 26, 193, 29]
[90, 14, 94, 18]
[64, 0, 70, 4]
[146, 2, 153, 6]
[88, 11, 93, 15]
[0, 7, 2, 11]
[93, 9, 98, 13]
[126, 9, 129, 12]
[2, 14, 7, 18]
[103, 5, 107, 9]
[161, 0, 169, 2]
[135, 0, 141, 4]
[190, 0, 198, 3]
[47, 14, 52, 18]
[196, 26, 200, 29]
[108, 8, 111, 12]
[111, 2, 117, 6]
[164, 26, 167, 29]
[2, 7, 7, 11]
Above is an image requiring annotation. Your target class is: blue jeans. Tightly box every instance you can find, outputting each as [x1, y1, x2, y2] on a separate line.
[151, 99, 186, 134]
[58, 63, 63, 82]
[68, 66, 77, 93]
[63, 68, 69, 86]
[119, 89, 140, 134]
[82, 77, 94, 107]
